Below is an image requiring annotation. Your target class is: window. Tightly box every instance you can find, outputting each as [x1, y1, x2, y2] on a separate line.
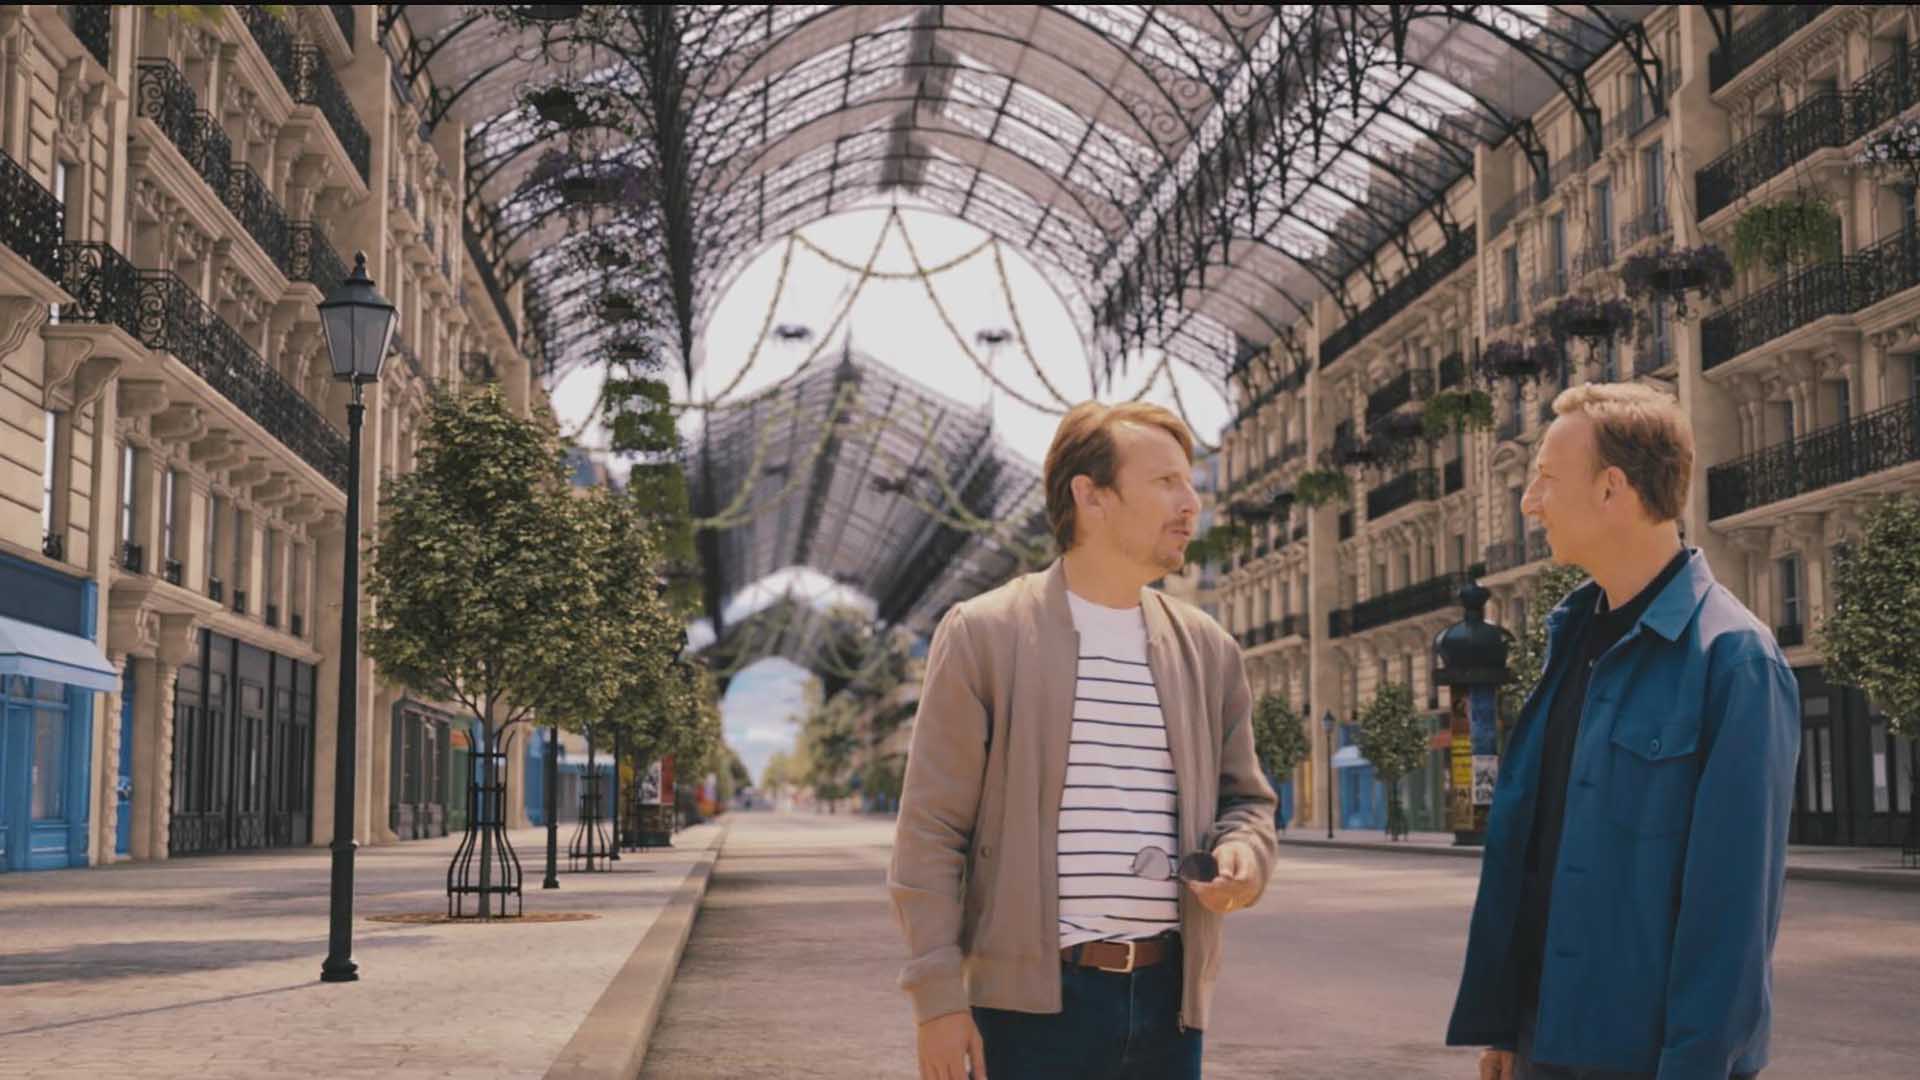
[1642, 141, 1665, 217]
[1549, 212, 1567, 280]
[1832, 380, 1850, 427]
[207, 494, 222, 586]
[1509, 486, 1526, 545]
[1597, 336, 1617, 382]
[1503, 246, 1520, 307]
[1377, 656, 1389, 690]
[1398, 552, 1412, 589]
[119, 443, 136, 547]
[1777, 555, 1802, 629]
[290, 541, 306, 633]
[1774, 400, 1797, 446]
[1453, 533, 1467, 573]
[232, 509, 247, 600]
[48, 162, 70, 321]
[41, 410, 60, 540]
[1594, 179, 1613, 246]
[31, 699, 67, 820]
[263, 529, 278, 621]
[161, 469, 177, 562]
[1649, 295, 1671, 361]
[1372, 562, 1387, 596]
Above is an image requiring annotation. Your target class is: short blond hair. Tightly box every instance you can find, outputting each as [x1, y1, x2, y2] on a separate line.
[1043, 402, 1195, 550]
[1551, 382, 1693, 522]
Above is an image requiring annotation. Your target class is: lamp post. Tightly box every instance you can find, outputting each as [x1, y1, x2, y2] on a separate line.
[317, 252, 397, 984]
[1433, 580, 1512, 848]
[543, 724, 560, 888]
[1321, 710, 1336, 840]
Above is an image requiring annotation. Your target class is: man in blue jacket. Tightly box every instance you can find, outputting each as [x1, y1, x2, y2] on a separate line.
[1447, 383, 1800, 1080]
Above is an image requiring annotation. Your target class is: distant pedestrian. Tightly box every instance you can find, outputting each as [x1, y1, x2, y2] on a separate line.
[889, 401, 1278, 1080]
[1447, 383, 1800, 1079]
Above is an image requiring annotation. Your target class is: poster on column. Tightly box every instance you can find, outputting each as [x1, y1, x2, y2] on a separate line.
[640, 760, 664, 805]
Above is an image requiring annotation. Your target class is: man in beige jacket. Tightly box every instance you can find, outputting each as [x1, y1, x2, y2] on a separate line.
[890, 401, 1280, 1080]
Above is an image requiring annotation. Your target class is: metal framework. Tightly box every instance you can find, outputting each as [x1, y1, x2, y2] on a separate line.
[385, 3, 1656, 646]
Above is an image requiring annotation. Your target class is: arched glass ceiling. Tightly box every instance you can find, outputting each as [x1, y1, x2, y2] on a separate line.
[386, 3, 1660, 635]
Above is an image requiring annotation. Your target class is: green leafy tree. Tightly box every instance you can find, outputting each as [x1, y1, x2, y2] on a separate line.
[1498, 562, 1591, 726]
[363, 387, 599, 916]
[1821, 496, 1920, 846]
[1354, 683, 1430, 840]
[1251, 693, 1310, 829]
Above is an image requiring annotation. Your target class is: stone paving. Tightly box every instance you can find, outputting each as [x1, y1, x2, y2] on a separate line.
[647, 812, 1920, 1079]
[0, 823, 722, 1080]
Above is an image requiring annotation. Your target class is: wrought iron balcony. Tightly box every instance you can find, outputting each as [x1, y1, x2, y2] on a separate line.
[1527, 528, 1551, 562]
[233, 588, 248, 615]
[1290, 522, 1307, 544]
[43, 532, 64, 561]
[1329, 609, 1351, 639]
[1548, 143, 1594, 189]
[133, 270, 350, 488]
[1438, 351, 1465, 389]
[1343, 570, 1476, 636]
[1366, 369, 1434, 424]
[1696, 91, 1847, 220]
[240, 5, 298, 95]
[0, 147, 64, 284]
[69, 6, 111, 67]
[329, 5, 355, 47]
[1319, 230, 1476, 367]
[1367, 468, 1439, 521]
[1488, 190, 1530, 238]
[164, 559, 183, 586]
[289, 221, 347, 296]
[1280, 613, 1308, 640]
[465, 220, 520, 344]
[208, 576, 224, 604]
[224, 163, 291, 275]
[1707, 396, 1920, 519]
[1709, 5, 1833, 91]
[291, 612, 305, 637]
[292, 45, 371, 181]
[1850, 45, 1920, 143]
[1619, 204, 1670, 250]
[1701, 256, 1867, 370]
[136, 60, 232, 197]
[120, 541, 145, 574]
[391, 337, 428, 382]
[1444, 458, 1464, 495]
[55, 242, 142, 338]
[1484, 529, 1552, 574]
[266, 603, 280, 629]
[1776, 623, 1805, 649]
[1573, 240, 1614, 278]
[1528, 269, 1569, 305]
[1849, 218, 1920, 313]
[1488, 296, 1523, 331]
[1604, 95, 1662, 146]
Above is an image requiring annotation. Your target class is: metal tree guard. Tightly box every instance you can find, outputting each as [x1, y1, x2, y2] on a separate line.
[609, 731, 622, 863]
[447, 733, 525, 917]
[567, 731, 612, 871]
[1432, 580, 1513, 848]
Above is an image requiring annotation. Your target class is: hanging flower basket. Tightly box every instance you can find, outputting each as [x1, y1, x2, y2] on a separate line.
[1268, 490, 1296, 517]
[1620, 244, 1734, 317]
[1422, 388, 1495, 438]
[525, 86, 590, 129]
[1363, 411, 1428, 472]
[598, 292, 644, 321]
[1856, 117, 1920, 184]
[1477, 338, 1563, 381]
[1731, 193, 1841, 273]
[1535, 294, 1637, 344]
[1293, 468, 1351, 508]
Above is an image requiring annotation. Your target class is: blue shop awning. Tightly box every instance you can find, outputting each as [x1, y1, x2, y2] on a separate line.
[1332, 745, 1372, 770]
[0, 613, 119, 692]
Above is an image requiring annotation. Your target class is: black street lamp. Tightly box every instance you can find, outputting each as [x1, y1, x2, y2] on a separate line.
[543, 724, 560, 888]
[317, 252, 396, 984]
[1321, 710, 1336, 840]
[1433, 580, 1512, 848]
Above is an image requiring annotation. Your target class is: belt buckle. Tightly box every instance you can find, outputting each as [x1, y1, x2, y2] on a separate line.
[1095, 940, 1138, 974]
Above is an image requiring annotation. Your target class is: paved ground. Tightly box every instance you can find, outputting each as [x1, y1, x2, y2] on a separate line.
[0, 823, 721, 1080]
[644, 811, 1920, 1079]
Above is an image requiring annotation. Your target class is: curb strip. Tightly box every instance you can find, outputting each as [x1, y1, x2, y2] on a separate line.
[543, 821, 733, 1080]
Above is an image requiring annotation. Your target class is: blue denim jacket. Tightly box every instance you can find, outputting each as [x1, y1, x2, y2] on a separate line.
[1446, 550, 1801, 1079]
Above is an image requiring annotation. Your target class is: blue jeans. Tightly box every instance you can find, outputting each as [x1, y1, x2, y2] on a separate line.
[971, 948, 1202, 1080]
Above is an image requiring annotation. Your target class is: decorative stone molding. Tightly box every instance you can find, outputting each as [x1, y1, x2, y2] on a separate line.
[71, 356, 121, 412]
[154, 403, 208, 443]
[109, 603, 162, 658]
[117, 379, 171, 420]
[229, 457, 271, 487]
[40, 335, 97, 410]
[189, 428, 242, 468]
[0, 296, 49, 362]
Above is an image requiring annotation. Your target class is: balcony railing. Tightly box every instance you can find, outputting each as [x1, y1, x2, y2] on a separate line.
[1320, 230, 1476, 367]
[1707, 397, 1920, 519]
[291, 612, 306, 637]
[465, 220, 520, 344]
[1696, 91, 1847, 220]
[1573, 239, 1614, 277]
[69, 6, 111, 67]
[1340, 570, 1476, 637]
[1709, 5, 1833, 91]
[0, 147, 64, 284]
[329, 5, 355, 46]
[1528, 269, 1569, 306]
[133, 270, 350, 488]
[121, 541, 145, 574]
[1698, 233, 1920, 369]
[1367, 468, 1439, 521]
[55, 242, 142, 338]
[1620, 204, 1671, 250]
[1444, 457, 1465, 495]
[1290, 522, 1307, 544]
[1438, 352, 1465, 389]
[1488, 190, 1530, 238]
[208, 577, 224, 604]
[224, 163, 291, 275]
[136, 60, 232, 197]
[164, 559, 183, 586]
[240, 5, 298, 95]
[1280, 613, 1308, 640]
[293, 46, 371, 181]
[1366, 369, 1434, 424]
[1488, 296, 1522, 331]
[289, 221, 348, 297]
[1484, 529, 1551, 573]
[1548, 143, 1594, 189]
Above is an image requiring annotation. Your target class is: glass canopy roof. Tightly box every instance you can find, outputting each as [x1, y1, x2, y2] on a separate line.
[389, 3, 1659, 642]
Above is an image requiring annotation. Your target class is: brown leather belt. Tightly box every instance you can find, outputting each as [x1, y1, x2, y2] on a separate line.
[1061, 934, 1179, 974]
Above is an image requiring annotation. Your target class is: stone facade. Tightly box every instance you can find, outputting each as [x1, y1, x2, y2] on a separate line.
[1212, 5, 1920, 841]
[0, 5, 538, 868]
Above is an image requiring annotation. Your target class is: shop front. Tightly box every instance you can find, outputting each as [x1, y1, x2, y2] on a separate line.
[0, 552, 118, 871]
[167, 631, 316, 855]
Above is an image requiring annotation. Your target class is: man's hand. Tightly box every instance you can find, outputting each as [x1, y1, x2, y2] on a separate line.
[1478, 1048, 1515, 1080]
[917, 1010, 987, 1080]
[1187, 840, 1261, 915]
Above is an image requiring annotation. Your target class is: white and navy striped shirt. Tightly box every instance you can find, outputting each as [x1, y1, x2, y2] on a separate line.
[1059, 590, 1180, 949]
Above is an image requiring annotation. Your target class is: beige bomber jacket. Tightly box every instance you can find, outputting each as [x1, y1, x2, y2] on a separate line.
[887, 559, 1279, 1032]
